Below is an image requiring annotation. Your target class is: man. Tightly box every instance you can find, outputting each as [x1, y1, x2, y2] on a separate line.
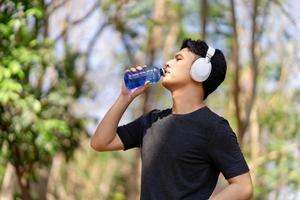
[90, 38, 253, 200]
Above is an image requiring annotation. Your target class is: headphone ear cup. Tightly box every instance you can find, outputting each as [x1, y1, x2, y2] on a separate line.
[190, 58, 212, 82]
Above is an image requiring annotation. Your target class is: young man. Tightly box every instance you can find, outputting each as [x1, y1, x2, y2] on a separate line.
[91, 39, 253, 200]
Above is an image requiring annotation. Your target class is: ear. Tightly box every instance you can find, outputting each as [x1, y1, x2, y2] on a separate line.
[190, 57, 212, 82]
[189, 46, 215, 82]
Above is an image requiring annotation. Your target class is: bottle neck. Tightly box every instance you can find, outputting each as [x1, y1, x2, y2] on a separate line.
[160, 68, 166, 76]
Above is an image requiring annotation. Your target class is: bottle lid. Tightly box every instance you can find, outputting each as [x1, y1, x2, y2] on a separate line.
[160, 68, 166, 76]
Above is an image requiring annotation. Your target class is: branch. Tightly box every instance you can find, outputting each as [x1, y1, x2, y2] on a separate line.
[54, 16, 69, 43]
[84, 22, 109, 70]
[71, 1, 100, 26]
[46, 0, 70, 16]
[54, 0, 100, 42]
[248, 143, 298, 169]
[120, 34, 135, 66]
[256, 0, 272, 40]
[273, 0, 299, 28]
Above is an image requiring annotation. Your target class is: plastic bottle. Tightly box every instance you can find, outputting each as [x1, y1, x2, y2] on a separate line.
[124, 66, 165, 90]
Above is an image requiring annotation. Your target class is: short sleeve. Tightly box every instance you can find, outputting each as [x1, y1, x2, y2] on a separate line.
[209, 119, 249, 179]
[117, 109, 159, 151]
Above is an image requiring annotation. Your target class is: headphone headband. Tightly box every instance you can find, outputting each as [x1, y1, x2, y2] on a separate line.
[205, 46, 215, 63]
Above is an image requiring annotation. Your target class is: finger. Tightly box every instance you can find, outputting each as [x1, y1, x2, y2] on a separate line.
[142, 82, 150, 90]
[130, 67, 136, 72]
[142, 65, 147, 68]
[133, 83, 148, 94]
[136, 86, 146, 94]
[136, 66, 143, 70]
[143, 83, 150, 90]
[131, 88, 141, 96]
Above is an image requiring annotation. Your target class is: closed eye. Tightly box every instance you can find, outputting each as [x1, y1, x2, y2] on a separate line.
[175, 54, 183, 61]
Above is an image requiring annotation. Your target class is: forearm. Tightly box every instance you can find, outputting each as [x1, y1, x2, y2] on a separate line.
[210, 183, 252, 200]
[90, 95, 132, 149]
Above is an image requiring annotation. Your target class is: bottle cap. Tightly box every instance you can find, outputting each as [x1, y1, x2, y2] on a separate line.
[160, 68, 166, 76]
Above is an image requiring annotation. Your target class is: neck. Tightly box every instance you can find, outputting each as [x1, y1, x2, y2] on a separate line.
[171, 84, 205, 115]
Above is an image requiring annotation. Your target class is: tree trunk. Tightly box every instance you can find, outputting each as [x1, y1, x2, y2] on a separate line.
[117, 0, 167, 198]
[230, 0, 259, 146]
[163, 16, 180, 60]
[250, 104, 259, 187]
[127, 0, 166, 199]
[0, 163, 18, 200]
[243, 0, 259, 142]
[229, 0, 243, 144]
[200, 0, 208, 40]
[46, 152, 65, 200]
[15, 168, 31, 200]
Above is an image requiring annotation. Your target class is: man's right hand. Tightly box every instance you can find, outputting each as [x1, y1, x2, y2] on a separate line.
[91, 65, 149, 152]
[120, 65, 150, 101]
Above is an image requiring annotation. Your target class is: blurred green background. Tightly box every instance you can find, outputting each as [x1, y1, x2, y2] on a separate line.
[0, 0, 300, 199]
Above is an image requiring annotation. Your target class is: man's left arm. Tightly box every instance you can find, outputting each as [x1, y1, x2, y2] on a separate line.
[208, 119, 253, 200]
[210, 172, 253, 200]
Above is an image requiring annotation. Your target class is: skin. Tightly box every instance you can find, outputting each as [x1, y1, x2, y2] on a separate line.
[90, 48, 253, 200]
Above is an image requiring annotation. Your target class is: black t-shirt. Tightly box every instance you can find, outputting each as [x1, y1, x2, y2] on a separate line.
[117, 106, 249, 200]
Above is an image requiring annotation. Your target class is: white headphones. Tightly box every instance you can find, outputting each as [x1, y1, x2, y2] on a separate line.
[190, 46, 215, 82]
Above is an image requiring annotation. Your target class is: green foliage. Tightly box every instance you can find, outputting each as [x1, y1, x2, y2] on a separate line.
[109, 192, 126, 200]
[255, 90, 300, 197]
[0, 0, 86, 198]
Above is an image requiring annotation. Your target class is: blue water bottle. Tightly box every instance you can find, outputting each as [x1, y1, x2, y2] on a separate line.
[124, 66, 165, 90]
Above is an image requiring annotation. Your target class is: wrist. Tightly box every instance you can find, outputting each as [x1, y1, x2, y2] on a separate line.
[118, 94, 133, 104]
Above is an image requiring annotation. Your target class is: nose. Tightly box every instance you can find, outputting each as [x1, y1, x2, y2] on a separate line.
[165, 61, 171, 69]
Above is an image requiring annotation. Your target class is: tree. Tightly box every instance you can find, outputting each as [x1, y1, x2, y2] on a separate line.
[0, 1, 86, 199]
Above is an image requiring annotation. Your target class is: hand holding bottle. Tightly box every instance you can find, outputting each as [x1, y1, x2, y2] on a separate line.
[120, 66, 150, 101]
[124, 65, 165, 90]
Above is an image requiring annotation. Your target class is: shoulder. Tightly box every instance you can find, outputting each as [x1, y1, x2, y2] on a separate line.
[212, 118, 238, 147]
[204, 107, 237, 140]
[195, 107, 226, 129]
[204, 107, 231, 127]
[203, 107, 224, 121]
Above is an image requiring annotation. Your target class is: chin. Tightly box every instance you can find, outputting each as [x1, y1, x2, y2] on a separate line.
[162, 76, 170, 86]
[162, 76, 192, 92]
[162, 78, 178, 91]
[162, 80, 171, 90]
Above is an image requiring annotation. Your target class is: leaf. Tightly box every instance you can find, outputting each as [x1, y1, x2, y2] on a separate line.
[26, 8, 43, 19]
[8, 19, 22, 30]
[0, 23, 11, 36]
[0, 79, 22, 93]
[8, 61, 21, 75]
[0, 67, 11, 79]
[32, 99, 41, 112]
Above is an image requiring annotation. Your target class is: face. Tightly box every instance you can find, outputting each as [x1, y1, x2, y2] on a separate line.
[162, 48, 198, 91]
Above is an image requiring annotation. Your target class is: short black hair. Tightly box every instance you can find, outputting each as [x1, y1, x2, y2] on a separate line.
[180, 38, 227, 100]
